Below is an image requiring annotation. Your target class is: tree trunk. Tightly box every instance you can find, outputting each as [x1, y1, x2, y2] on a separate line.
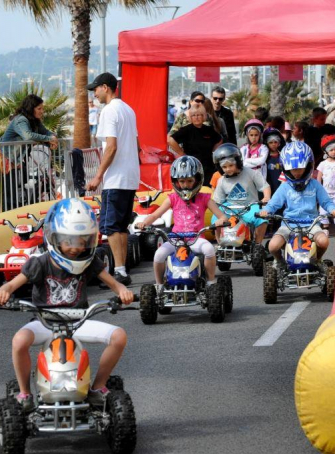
[250, 66, 259, 97]
[270, 66, 286, 117]
[70, 1, 91, 149]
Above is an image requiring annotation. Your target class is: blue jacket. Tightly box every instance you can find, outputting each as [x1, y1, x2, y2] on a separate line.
[1, 115, 52, 143]
[264, 179, 335, 223]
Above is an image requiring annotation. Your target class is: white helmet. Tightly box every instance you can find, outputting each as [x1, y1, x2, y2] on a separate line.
[170, 156, 204, 201]
[44, 198, 98, 275]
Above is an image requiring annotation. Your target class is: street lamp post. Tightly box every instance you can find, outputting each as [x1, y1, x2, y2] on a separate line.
[97, 2, 108, 73]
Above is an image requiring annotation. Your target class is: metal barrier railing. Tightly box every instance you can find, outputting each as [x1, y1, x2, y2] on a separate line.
[0, 139, 75, 212]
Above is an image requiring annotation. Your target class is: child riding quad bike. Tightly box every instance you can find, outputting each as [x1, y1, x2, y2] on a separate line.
[138, 225, 233, 324]
[259, 141, 335, 304]
[211, 143, 271, 276]
[258, 214, 335, 303]
[0, 297, 137, 454]
[215, 202, 266, 275]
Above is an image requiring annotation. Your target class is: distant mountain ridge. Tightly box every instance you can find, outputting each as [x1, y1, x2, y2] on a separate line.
[0, 45, 118, 96]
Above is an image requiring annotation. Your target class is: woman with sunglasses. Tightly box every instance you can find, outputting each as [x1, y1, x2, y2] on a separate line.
[169, 91, 214, 136]
[168, 105, 223, 186]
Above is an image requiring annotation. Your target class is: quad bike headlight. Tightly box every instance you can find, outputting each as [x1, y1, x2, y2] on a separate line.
[50, 370, 78, 392]
[293, 252, 310, 264]
[172, 266, 190, 279]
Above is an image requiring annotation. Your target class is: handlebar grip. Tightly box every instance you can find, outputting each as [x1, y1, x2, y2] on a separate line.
[40, 211, 48, 215]
[84, 196, 94, 200]
[0, 220, 5, 225]
[17, 214, 29, 219]
[254, 213, 261, 218]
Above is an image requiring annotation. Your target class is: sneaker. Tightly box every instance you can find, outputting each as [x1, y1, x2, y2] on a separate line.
[315, 260, 325, 274]
[155, 284, 164, 295]
[272, 259, 286, 271]
[87, 386, 110, 407]
[16, 393, 35, 412]
[114, 272, 132, 285]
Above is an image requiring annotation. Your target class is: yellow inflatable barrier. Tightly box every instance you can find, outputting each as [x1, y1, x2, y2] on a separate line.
[0, 187, 216, 253]
[295, 303, 335, 453]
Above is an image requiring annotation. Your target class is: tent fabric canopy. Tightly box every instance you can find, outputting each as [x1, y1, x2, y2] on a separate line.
[118, 0, 335, 155]
[119, 0, 335, 66]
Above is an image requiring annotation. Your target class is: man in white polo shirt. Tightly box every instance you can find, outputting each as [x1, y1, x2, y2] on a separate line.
[87, 72, 140, 285]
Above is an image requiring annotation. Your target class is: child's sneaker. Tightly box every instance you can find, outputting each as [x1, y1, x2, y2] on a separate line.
[16, 393, 35, 412]
[272, 258, 286, 271]
[87, 386, 110, 407]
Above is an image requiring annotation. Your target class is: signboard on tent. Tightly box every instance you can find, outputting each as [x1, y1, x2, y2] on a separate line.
[195, 67, 220, 82]
[279, 65, 303, 81]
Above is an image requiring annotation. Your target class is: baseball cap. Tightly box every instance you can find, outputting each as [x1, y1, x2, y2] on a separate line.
[87, 72, 117, 91]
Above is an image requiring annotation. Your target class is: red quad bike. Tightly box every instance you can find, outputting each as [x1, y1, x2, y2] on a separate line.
[129, 190, 173, 260]
[0, 212, 47, 289]
[84, 196, 140, 272]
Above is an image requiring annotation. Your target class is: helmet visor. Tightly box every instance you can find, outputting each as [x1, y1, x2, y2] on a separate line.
[54, 233, 97, 251]
[219, 157, 236, 167]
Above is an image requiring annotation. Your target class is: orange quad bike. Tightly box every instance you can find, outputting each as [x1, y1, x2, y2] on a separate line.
[0, 296, 138, 454]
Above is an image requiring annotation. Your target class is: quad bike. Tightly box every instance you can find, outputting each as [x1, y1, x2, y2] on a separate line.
[0, 296, 138, 454]
[216, 202, 266, 276]
[84, 196, 139, 273]
[257, 214, 335, 304]
[129, 190, 173, 260]
[137, 225, 233, 324]
[0, 212, 47, 286]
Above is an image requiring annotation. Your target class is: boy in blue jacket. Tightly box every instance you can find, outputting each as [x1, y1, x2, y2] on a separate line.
[260, 142, 335, 270]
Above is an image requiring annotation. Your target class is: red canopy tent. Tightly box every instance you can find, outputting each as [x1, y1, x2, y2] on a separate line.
[118, 0, 335, 189]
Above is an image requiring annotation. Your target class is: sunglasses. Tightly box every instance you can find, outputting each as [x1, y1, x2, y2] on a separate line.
[193, 98, 205, 104]
[213, 97, 224, 101]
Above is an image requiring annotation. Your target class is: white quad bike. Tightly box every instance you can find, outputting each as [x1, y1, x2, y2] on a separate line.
[0, 296, 138, 454]
[0, 213, 46, 288]
[129, 190, 173, 260]
[216, 202, 266, 276]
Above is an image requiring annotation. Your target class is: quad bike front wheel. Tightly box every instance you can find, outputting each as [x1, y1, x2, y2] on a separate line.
[140, 284, 158, 324]
[251, 244, 266, 276]
[106, 375, 124, 391]
[217, 275, 233, 313]
[217, 261, 232, 272]
[0, 397, 27, 454]
[105, 391, 137, 454]
[207, 283, 225, 323]
[326, 265, 335, 302]
[6, 380, 20, 398]
[263, 262, 278, 304]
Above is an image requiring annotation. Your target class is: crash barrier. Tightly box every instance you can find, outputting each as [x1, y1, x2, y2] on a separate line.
[295, 300, 335, 453]
[0, 139, 75, 212]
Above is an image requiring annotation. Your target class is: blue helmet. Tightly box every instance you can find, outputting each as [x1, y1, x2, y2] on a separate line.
[44, 198, 98, 275]
[280, 142, 314, 192]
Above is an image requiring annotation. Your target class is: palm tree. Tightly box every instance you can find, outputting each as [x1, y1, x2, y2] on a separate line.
[269, 66, 286, 117]
[3, 0, 165, 149]
[225, 89, 259, 135]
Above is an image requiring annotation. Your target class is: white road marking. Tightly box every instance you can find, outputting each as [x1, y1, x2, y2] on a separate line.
[253, 301, 310, 347]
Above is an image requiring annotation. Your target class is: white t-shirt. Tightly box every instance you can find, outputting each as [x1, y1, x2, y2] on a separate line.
[97, 98, 140, 190]
[317, 159, 335, 196]
[89, 106, 99, 125]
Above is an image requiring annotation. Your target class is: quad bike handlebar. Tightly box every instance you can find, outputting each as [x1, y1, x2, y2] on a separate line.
[134, 190, 162, 204]
[135, 223, 230, 247]
[0, 216, 45, 233]
[218, 201, 266, 217]
[255, 213, 333, 232]
[1, 295, 139, 333]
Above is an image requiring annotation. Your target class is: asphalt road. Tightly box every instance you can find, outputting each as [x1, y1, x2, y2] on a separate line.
[1, 240, 335, 454]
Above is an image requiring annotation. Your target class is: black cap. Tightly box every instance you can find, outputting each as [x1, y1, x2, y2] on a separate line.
[87, 72, 117, 91]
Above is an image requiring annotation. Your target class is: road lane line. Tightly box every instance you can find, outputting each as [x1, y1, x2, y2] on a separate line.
[253, 301, 310, 347]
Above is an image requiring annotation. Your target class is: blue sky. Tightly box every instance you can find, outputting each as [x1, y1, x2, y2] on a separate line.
[0, 1, 206, 53]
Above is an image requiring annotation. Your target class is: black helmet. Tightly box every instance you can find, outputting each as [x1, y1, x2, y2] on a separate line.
[170, 156, 204, 201]
[212, 143, 243, 176]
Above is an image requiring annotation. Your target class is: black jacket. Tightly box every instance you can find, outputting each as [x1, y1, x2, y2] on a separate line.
[215, 106, 237, 145]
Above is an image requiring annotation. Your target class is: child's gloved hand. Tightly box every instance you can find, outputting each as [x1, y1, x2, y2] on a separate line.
[214, 217, 228, 227]
[118, 287, 134, 305]
[0, 289, 10, 305]
[135, 222, 147, 230]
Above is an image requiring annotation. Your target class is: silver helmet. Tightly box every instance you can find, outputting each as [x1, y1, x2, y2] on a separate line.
[170, 156, 204, 201]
